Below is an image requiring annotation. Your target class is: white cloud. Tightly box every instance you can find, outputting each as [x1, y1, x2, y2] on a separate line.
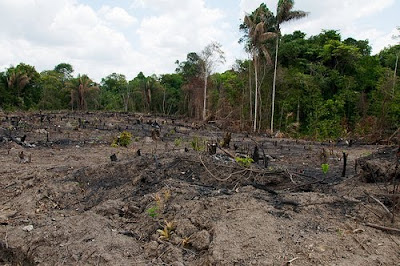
[0, 0, 145, 81]
[0, 0, 398, 81]
[365, 27, 399, 54]
[135, 0, 226, 74]
[99, 6, 137, 27]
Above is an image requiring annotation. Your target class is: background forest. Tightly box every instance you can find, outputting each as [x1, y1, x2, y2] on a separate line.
[0, 3, 399, 141]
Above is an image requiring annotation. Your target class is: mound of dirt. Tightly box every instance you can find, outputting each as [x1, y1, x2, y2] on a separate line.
[356, 146, 399, 183]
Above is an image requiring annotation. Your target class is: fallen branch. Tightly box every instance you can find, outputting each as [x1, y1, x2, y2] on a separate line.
[285, 257, 298, 265]
[226, 208, 247, 213]
[388, 127, 400, 142]
[199, 155, 233, 182]
[364, 191, 393, 219]
[360, 203, 383, 219]
[290, 171, 318, 180]
[217, 146, 235, 159]
[351, 235, 371, 255]
[285, 169, 295, 184]
[364, 223, 400, 234]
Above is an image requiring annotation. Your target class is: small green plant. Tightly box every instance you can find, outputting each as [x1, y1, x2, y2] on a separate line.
[147, 190, 171, 218]
[174, 137, 182, 147]
[111, 131, 132, 147]
[191, 136, 205, 151]
[235, 157, 254, 167]
[146, 206, 158, 218]
[321, 163, 329, 174]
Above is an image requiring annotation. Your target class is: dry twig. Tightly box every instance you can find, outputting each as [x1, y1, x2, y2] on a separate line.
[351, 235, 371, 254]
[226, 208, 247, 213]
[363, 223, 400, 234]
[199, 155, 233, 182]
[364, 191, 393, 219]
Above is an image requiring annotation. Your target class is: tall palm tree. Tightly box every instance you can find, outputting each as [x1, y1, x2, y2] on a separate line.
[6, 68, 31, 98]
[243, 4, 276, 132]
[271, 0, 308, 132]
[67, 74, 98, 110]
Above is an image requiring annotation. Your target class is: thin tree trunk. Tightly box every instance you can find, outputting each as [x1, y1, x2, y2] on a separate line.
[123, 92, 130, 112]
[258, 85, 262, 132]
[271, 38, 279, 131]
[203, 71, 208, 121]
[249, 58, 252, 125]
[279, 105, 284, 131]
[71, 90, 74, 111]
[394, 53, 398, 94]
[253, 53, 258, 132]
[271, 37, 279, 133]
[163, 88, 166, 114]
[296, 99, 300, 124]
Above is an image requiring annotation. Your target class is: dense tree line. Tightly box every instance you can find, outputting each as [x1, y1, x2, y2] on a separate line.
[0, 3, 399, 140]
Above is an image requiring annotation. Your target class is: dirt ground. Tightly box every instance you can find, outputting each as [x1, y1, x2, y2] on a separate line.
[0, 111, 399, 266]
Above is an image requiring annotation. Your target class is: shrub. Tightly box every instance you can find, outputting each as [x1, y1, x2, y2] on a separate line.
[191, 136, 205, 151]
[111, 131, 132, 147]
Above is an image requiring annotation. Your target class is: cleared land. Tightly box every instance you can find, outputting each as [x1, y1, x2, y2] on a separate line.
[0, 111, 399, 265]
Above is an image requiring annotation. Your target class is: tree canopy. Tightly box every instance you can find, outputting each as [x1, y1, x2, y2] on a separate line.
[0, 5, 398, 141]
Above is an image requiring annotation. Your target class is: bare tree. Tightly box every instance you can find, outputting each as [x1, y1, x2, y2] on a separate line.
[199, 42, 225, 121]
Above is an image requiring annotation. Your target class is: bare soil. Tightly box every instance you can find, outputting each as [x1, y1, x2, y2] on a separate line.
[0, 111, 399, 266]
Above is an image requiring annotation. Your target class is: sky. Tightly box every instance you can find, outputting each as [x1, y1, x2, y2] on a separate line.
[0, 0, 399, 82]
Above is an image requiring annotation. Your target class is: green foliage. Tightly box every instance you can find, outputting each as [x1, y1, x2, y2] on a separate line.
[1, 63, 40, 110]
[54, 63, 74, 80]
[191, 136, 205, 151]
[0, 25, 398, 141]
[146, 206, 158, 218]
[174, 137, 182, 147]
[38, 70, 69, 110]
[235, 157, 254, 167]
[161, 73, 184, 114]
[321, 163, 329, 174]
[111, 131, 132, 147]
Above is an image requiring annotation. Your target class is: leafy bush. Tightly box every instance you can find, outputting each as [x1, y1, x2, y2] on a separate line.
[111, 131, 132, 147]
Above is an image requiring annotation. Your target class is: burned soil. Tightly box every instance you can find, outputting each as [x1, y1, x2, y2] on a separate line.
[0, 111, 399, 265]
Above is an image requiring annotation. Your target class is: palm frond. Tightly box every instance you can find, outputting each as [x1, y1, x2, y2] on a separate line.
[260, 46, 273, 65]
[277, 0, 294, 24]
[17, 75, 30, 89]
[259, 32, 277, 43]
[286, 10, 309, 22]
